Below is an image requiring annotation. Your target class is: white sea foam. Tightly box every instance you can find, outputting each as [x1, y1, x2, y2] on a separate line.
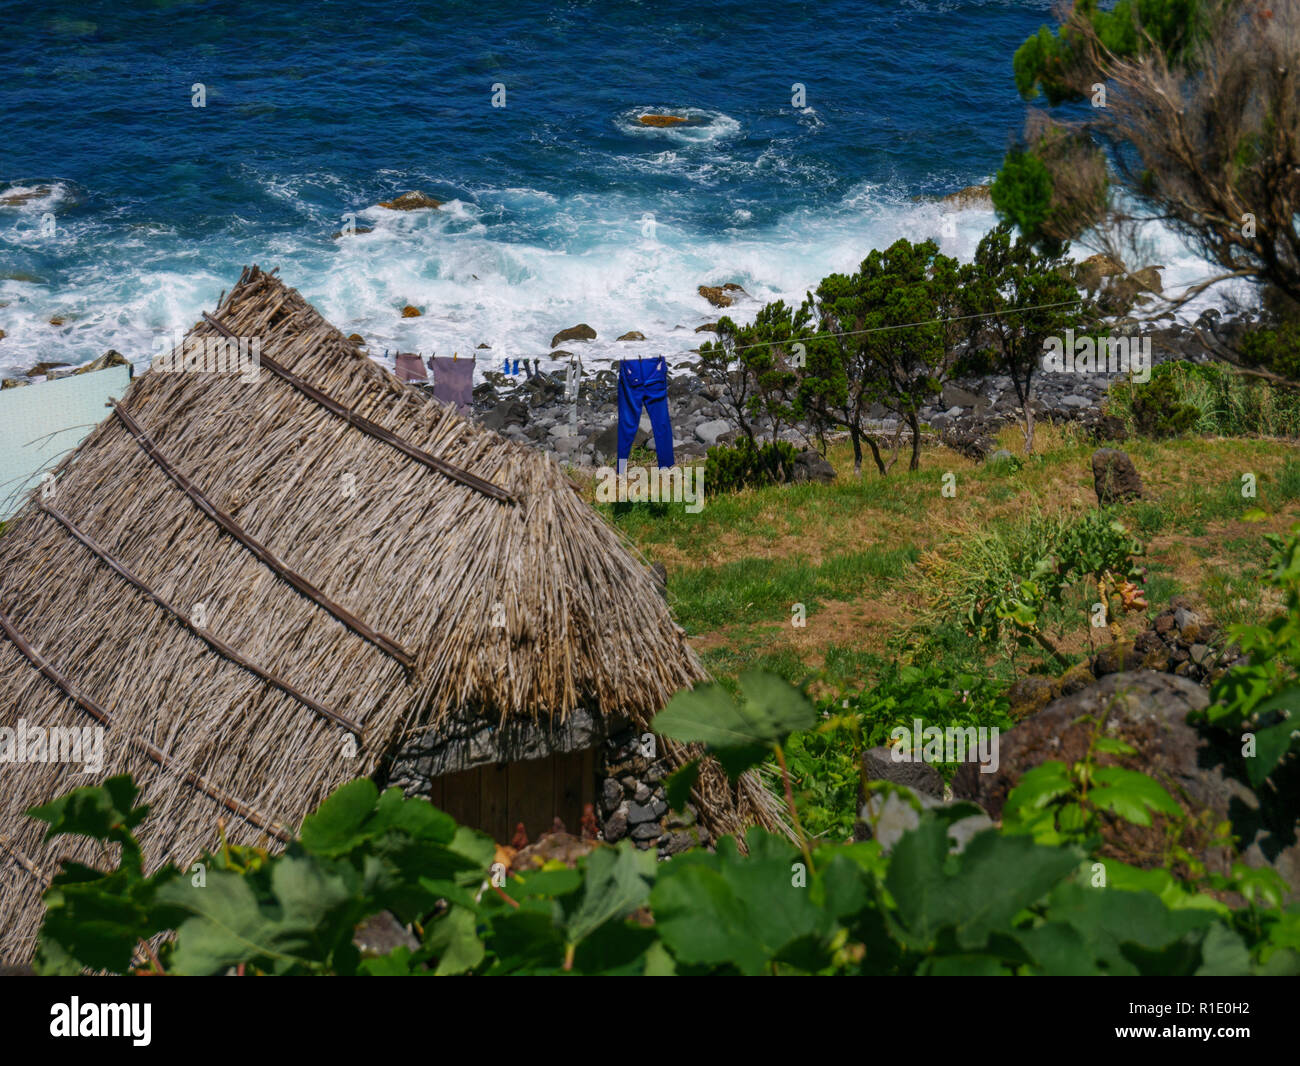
[0, 177, 1255, 386]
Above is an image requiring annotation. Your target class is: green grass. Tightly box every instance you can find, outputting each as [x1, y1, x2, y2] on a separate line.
[668, 544, 919, 632]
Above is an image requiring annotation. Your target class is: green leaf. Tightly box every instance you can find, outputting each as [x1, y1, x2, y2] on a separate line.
[298, 778, 381, 856]
[886, 816, 1080, 951]
[563, 842, 655, 947]
[26, 774, 149, 844]
[158, 856, 359, 975]
[1001, 761, 1072, 825]
[1089, 767, 1181, 825]
[424, 904, 485, 975]
[651, 833, 829, 975]
[1195, 922, 1252, 976]
[1247, 720, 1296, 787]
[651, 671, 817, 753]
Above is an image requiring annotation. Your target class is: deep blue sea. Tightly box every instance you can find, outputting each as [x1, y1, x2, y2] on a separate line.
[0, 0, 1210, 378]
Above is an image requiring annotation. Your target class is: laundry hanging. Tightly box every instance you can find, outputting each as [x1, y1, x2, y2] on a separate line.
[431, 355, 474, 414]
[394, 352, 427, 383]
[617, 356, 673, 470]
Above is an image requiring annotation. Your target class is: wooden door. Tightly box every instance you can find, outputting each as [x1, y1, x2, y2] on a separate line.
[434, 749, 594, 844]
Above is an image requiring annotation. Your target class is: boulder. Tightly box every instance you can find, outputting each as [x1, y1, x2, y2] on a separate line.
[1075, 253, 1126, 292]
[378, 191, 442, 210]
[401, 305, 422, 318]
[694, 322, 719, 333]
[616, 331, 646, 341]
[74, 350, 131, 377]
[26, 361, 70, 378]
[550, 323, 596, 348]
[1091, 447, 1143, 504]
[480, 400, 530, 433]
[1111, 266, 1164, 306]
[697, 283, 746, 309]
[347, 333, 366, 347]
[790, 448, 835, 484]
[941, 426, 996, 462]
[695, 419, 731, 445]
[953, 670, 1300, 901]
[940, 383, 986, 410]
[862, 745, 944, 800]
[638, 114, 688, 127]
[941, 184, 992, 208]
[331, 226, 374, 239]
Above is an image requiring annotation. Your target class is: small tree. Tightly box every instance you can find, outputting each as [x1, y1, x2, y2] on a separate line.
[699, 301, 803, 447]
[809, 238, 961, 472]
[960, 224, 1084, 454]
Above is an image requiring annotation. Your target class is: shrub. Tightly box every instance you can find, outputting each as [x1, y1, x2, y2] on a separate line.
[913, 508, 1146, 661]
[1128, 371, 1202, 438]
[704, 437, 797, 495]
[1106, 359, 1300, 439]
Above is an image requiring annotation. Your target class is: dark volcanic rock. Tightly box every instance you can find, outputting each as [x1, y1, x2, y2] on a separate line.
[550, 323, 596, 348]
[790, 448, 835, 484]
[1092, 448, 1143, 504]
[862, 745, 945, 800]
[954, 671, 1300, 901]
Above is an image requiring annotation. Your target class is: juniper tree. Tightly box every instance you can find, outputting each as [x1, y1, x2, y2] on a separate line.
[959, 224, 1084, 454]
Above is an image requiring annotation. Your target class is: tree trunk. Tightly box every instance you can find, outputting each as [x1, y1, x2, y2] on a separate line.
[864, 434, 887, 476]
[907, 412, 921, 471]
[850, 427, 863, 477]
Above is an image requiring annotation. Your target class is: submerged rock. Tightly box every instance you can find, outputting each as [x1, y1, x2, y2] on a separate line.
[638, 114, 688, 127]
[378, 190, 442, 210]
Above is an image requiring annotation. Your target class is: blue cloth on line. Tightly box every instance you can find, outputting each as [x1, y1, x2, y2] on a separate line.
[617, 356, 673, 470]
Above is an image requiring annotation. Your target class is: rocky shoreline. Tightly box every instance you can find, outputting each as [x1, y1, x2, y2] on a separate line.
[453, 309, 1241, 470]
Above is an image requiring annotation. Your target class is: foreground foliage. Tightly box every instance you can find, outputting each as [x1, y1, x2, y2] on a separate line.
[29, 647, 1298, 975]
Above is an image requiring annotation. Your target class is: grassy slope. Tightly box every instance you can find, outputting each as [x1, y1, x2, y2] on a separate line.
[574, 424, 1300, 696]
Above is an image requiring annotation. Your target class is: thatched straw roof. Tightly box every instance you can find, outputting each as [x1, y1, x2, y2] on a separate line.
[0, 266, 777, 963]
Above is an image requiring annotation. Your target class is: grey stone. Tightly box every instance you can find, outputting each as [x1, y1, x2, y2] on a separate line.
[862, 745, 945, 800]
[790, 448, 835, 484]
[601, 778, 622, 812]
[603, 810, 629, 842]
[633, 783, 652, 803]
[695, 419, 732, 445]
[628, 799, 667, 825]
[630, 821, 662, 841]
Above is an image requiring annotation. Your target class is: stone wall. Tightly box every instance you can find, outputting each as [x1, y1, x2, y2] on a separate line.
[596, 726, 710, 858]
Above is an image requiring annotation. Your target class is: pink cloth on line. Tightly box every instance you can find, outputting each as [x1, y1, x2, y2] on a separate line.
[395, 353, 427, 383]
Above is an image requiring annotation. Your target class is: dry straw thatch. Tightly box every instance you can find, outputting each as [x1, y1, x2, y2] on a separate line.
[0, 266, 779, 963]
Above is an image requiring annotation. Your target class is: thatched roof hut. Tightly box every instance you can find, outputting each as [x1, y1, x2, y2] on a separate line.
[0, 266, 776, 963]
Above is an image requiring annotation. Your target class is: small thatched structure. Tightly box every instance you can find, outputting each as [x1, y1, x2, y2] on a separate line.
[0, 267, 777, 963]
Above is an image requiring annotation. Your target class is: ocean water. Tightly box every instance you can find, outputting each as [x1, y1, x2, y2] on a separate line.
[0, 0, 1230, 381]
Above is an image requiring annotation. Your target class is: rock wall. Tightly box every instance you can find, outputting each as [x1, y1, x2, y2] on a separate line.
[597, 726, 710, 857]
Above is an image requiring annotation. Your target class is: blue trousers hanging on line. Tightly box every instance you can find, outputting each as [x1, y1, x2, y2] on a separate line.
[617, 356, 674, 471]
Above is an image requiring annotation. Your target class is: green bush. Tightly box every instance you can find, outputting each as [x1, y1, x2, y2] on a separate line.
[704, 437, 798, 495]
[1128, 371, 1201, 439]
[914, 508, 1145, 661]
[1107, 360, 1300, 439]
